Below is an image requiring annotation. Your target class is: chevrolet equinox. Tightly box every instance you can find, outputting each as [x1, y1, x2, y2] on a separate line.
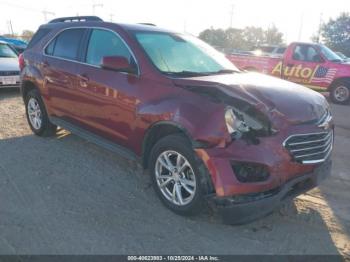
[20, 16, 333, 224]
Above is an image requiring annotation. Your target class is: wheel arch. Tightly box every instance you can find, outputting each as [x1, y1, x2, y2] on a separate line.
[21, 80, 40, 101]
[141, 121, 204, 169]
[329, 77, 350, 90]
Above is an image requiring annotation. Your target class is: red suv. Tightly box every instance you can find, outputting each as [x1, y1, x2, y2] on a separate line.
[20, 16, 333, 224]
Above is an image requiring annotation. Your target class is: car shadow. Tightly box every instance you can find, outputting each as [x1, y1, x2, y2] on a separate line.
[0, 132, 345, 256]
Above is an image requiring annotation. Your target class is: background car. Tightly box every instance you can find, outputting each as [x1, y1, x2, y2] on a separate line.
[0, 41, 20, 89]
[0, 36, 27, 54]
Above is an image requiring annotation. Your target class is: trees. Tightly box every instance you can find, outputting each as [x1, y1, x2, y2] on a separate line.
[264, 25, 284, 46]
[320, 13, 350, 56]
[21, 30, 34, 42]
[198, 25, 284, 52]
[198, 28, 227, 49]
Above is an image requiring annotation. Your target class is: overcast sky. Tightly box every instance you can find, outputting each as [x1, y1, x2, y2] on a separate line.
[0, 0, 349, 43]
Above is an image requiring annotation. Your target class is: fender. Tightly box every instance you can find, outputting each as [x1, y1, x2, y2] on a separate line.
[129, 93, 230, 157]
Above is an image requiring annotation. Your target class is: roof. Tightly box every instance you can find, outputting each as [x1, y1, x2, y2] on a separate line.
[42, 16, 176, 34]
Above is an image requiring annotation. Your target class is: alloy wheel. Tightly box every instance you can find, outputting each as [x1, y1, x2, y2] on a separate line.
[27, 97, 42, 130]
[155, 150, 196, 206]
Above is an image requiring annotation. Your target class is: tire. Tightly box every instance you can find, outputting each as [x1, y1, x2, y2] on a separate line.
[330, 82, 350, 105]
[149, 134, 211, 216]
[25, 89, 57, 136]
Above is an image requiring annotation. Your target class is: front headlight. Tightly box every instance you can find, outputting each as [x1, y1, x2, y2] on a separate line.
[225, 108, 249, 135]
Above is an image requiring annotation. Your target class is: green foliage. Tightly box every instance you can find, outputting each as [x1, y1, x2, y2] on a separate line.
[21, 30, 34, 42]
[198, 25, 284, 52]
[320, 12, 350, 57]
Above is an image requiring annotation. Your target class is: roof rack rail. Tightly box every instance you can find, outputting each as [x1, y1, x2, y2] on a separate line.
[49, 16, 103, 24]
[138, 23, 156, 26]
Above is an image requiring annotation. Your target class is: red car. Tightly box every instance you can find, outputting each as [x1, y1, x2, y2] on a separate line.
[227, 42, 350, 104]
[20, 16, 333, 224]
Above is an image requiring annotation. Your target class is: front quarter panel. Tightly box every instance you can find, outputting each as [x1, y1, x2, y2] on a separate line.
[134, 87, 230, 154]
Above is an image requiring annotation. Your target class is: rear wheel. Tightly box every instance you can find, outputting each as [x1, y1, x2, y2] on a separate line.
[25, 89, 57, 136]
[330, 82, 350, 104]
[149, 134, 210, 216]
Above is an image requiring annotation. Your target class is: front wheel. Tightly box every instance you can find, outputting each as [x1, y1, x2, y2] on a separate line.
[149, 134, 210, 216]
[330, 82, 350, 104]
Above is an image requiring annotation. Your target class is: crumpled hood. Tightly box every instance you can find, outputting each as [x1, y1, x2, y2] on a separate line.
[173, 72, 328, 125]
[0, 57, 20, 72]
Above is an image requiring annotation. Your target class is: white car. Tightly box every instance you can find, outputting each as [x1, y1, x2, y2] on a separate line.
[0, 41, 20, 89]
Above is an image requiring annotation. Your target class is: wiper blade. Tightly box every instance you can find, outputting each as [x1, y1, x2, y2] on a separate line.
[211, 69, 239, 74]
[165, 71, 210, 77]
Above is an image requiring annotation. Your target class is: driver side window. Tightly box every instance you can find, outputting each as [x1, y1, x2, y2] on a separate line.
[293, 45, 321, 62]
[86, 29, 135, 67]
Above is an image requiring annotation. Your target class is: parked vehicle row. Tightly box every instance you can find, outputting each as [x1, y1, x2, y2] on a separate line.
[0, 41, 20, 89]
[19, 16, 334, 224]
[227, 42, 350, 104]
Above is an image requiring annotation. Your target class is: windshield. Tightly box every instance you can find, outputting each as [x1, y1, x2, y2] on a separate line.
[0, 43, 17, 58]
[319, 45, 343, 62]
[133, 31, 238, 76]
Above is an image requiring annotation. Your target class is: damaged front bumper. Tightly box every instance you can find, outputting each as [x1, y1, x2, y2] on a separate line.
[210, 159, 332, 225]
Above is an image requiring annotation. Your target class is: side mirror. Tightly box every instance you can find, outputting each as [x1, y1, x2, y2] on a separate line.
[101, 56, 136, 74]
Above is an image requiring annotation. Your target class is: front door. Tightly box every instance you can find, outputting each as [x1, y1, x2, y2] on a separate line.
[74, 28, 140, 147]
[282, 44, 323, 86]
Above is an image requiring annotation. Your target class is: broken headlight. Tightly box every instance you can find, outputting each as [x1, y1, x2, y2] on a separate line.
[225, 107, 266, 139]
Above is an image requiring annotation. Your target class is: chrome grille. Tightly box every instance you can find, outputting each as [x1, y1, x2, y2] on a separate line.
[283, 131, 333, 164]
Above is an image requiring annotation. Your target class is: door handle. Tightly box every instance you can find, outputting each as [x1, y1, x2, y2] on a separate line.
[78, 74, 89, 88]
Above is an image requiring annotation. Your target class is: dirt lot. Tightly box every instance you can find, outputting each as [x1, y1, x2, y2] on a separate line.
[0, 89, 349, 257]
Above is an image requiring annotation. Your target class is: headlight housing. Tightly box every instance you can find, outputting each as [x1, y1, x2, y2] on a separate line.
[225, 106, 269, 139]
[225, 108, 249, 135]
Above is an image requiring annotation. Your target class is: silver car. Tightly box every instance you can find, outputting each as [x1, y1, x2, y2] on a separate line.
[0, 41, 20, 89]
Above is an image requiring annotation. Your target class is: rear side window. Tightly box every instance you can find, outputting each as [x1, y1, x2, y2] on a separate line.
[27, 28, 52, 49]
[46, 28, 85, 60]
[85, 29, 133, 66]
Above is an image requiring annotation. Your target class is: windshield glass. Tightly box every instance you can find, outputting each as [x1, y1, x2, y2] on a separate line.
[319, 45, 342, 62]
[133, 31, 238, 76]
[0, 43, 17, 58]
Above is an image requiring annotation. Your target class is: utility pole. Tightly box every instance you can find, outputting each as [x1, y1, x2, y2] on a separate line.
[42, 10, 55, 22]
[92, 3, 103, 15]
[229, 4, 234, 28]
[298, 12, 304, 41]
[317, 13, 323, 43]
[110, 14, 114, 22]
[7, 20, 14, 36]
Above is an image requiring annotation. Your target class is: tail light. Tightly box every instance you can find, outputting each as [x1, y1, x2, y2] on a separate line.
[19, 53, 25, 71]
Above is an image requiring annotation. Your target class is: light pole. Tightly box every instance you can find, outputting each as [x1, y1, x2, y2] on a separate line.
[92, 3, 103, 15]
[42, 10, 56, 22]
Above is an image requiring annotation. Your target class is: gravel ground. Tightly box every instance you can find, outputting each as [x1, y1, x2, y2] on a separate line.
[0, 89, 349, 257]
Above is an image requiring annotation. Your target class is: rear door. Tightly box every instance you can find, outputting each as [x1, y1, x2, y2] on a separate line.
[42, 28, 87, 122]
